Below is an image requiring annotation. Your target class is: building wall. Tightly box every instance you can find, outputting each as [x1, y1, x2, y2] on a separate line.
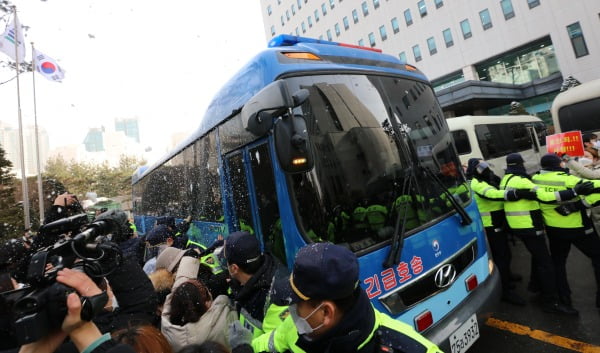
[260, 0, 600, 83]
[0, 122, 50, 178]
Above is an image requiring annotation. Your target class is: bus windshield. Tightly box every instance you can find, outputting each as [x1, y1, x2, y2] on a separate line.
[284, 74, 468, 252]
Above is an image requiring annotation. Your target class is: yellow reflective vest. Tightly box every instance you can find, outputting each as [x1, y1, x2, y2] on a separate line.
[531, 171, 587, 229]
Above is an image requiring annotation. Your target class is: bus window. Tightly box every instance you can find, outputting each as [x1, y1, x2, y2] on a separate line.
[226, 153, 255, 234]
[283, 74, 468, 252]
[248, 142, 286, 264]
[192, 131, 222, 222]
[557, 98, 600, 132]
[475, 123, 531, 159]
[451, 129, 471, 155]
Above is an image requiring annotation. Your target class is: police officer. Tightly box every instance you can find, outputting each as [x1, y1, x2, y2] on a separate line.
[241, 242, 442, 353]
[531, 153, 600, 309]
[223, 231, 289, 338]
[501, 153, 587, 315]
[466, 158, 534, 305]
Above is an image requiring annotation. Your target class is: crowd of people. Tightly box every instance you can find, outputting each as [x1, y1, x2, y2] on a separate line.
[466, 144, 600, 315]
[0, 191, 443, 353]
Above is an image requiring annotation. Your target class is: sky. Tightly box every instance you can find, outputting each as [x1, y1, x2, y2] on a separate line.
[0, 0, 267, 163]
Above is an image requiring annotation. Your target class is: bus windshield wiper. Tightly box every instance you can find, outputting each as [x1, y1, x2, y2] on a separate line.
[383, 167, 414, 268]
[422, 166, 472, 226]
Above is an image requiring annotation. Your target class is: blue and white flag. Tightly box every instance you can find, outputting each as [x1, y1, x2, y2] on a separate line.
[33, 48, 65, 82]
[0, 14, 26, 61]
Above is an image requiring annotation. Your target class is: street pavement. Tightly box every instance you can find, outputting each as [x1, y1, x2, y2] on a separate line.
[468, 236, 600, 353]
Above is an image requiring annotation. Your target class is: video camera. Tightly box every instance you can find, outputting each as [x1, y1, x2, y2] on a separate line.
[1, 211, 126, 345]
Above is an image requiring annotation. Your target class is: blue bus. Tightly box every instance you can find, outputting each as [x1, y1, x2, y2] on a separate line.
[132, 35, 500, 352]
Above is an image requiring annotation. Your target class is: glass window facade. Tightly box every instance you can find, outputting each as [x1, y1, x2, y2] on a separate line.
[527, 0, 540, 9]
[432, 71, 465, 92]
[343, 16, 350, 29]
[460, 19, 472, 39]
[501, 0, 515, 20]
[427, 36, 437, 55]
[358, 38, 365, 46]
[404, 9, 413, 25]
[315, 9, 320, 21]
[412, 44, 422, 62]
[353, 9, 359, 23]
[322, 3, 328, 15]
[270, 25, 276, 36]
[308, 15, 313, 27]
[330, 0, 335, 9]
[298, 0, 302, 9]
[479, 9, 492, 30]
[362, 1, 369, 16]
[567, 22, 589, 58]
[399, 51, 407, 63]
[475, 37, 559, 85]
[374, 0, 380, 9]
[434, 0, 443, 9]
[267, 5, 272, 15]
[368, 32, 376, 47]
[443, 28, 454, 47]
[327, 29, 332, 41]
[335, 23, 341, 36]
[379, 25, 387, 41]
[292, 4, 296, 15]
[302, 21, 306, 33]
[418, 0, 427, 17]
[391, 17, 399, 33]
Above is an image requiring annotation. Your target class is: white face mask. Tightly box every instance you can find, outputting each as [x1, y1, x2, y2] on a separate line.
[289, 303, 325, 336]
[594, 141, 600, 149]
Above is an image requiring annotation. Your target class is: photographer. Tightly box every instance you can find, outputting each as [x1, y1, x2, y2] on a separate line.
[17, 269, 134, 353]
[44, 193, 85, 225]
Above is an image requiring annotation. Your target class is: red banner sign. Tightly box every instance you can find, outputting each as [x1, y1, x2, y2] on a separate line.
[546, 131, 585, 156]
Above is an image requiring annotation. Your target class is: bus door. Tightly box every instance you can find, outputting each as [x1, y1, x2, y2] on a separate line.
[223, 140, 287, 264]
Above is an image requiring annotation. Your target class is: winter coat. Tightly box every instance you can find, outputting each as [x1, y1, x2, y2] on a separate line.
[118, 237, 145, 267]
[93, 258, 158, 333]
[161, 256, 238, 352]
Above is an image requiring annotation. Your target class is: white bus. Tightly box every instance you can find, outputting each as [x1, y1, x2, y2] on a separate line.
[448, 115, 547, 176]
[551, 78, 600, 134]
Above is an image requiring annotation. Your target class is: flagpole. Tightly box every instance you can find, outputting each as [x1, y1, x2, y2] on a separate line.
[31, 42, 44, 225]
[13, 6, 30, 230]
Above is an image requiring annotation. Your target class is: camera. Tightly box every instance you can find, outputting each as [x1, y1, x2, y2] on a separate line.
[1, 211, 126, 345]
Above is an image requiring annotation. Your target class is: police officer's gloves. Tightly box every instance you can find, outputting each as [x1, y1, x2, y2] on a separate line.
[555, 200, 587, 216]
[515, 189, 537, 200]
[574, 180, 595, 196]
[505, 189, 537, 201]
[229, 320, 253, 350]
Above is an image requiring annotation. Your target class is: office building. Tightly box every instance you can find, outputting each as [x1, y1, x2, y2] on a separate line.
[115, 117, 140, 143]
[0, 121, 50, 178]
[259, 0, 600, 123]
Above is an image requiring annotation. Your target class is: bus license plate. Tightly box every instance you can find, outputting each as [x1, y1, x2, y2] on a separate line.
[449, 314, 479, 353]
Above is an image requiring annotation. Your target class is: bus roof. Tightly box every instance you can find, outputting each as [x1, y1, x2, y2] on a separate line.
[446, 115, 542, 128]
[551, 78, 600, 132]
[136, 35, 428, 182]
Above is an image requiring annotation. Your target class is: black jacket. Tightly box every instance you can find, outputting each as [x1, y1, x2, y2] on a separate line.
[230, 253, 288, 324]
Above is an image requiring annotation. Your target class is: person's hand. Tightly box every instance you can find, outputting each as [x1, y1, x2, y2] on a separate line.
[560, 154, 571, 162]
[229, 320, 253, 349]
[53, 192, 78, 207]
[574, 181, 595, 196]
[185, 215, 193, 223]
[56, 268, 103, 297]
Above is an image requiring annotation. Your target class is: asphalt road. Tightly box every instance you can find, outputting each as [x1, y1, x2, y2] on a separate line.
[468, 236, 600, 353]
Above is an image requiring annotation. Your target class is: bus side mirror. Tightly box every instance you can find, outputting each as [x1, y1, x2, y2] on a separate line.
[242, 80, 302, 136]
[274, 114, 314, 174]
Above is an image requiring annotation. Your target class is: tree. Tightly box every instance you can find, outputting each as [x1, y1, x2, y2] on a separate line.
[44, 154, 145, 201]
[0, 144, 24, 238]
